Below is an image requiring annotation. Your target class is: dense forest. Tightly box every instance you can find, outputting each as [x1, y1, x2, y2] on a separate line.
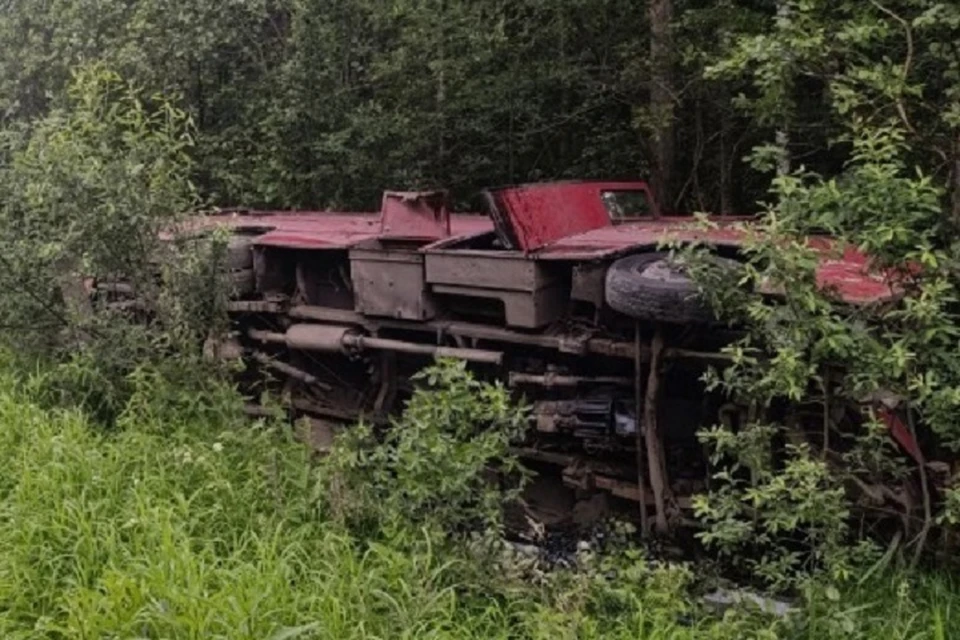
[1, 1, 960, 637]
[2, 0, 955, 215]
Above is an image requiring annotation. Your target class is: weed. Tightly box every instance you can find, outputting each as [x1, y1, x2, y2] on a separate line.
[0, 361, 955, 638]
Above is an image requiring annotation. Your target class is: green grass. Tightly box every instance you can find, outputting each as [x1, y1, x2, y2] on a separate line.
[0, 369, 956, 639]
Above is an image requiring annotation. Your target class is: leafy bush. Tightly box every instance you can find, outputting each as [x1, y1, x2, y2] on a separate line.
[678, 123, 960, 588]
[315, 358, 530, 541]
[0, 62, 197, 335]
[0, 63, 239, 422]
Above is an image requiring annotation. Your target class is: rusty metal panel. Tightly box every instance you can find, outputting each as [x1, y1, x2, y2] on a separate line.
[350, 242, 436, 320]
[251, 213, 380, 249]
[534, 218, 745, 260]
[809, 241, 900, 305]
[423, 251, 556, 292]
[431, 283, 565, 328]
[423, 247, 567, 327]
[188, 209, 491, 250]
[570, 262, 607, 307]
[379, 191, 451, 240]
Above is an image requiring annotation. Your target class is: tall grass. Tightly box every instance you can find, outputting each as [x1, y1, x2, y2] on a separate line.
[0, 365, 955, 639]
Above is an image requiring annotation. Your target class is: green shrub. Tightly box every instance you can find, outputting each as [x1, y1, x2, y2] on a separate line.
[315, 358, 530, 542]
[0, 63, 234, 425]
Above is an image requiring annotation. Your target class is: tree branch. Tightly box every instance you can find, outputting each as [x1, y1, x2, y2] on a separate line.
[867, 0, 916, 134]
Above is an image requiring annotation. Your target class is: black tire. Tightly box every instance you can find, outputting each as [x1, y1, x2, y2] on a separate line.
[605, 251, 734, 324]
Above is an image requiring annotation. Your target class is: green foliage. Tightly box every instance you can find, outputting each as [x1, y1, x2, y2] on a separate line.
[694, 441, 870, 588]
[3, 63, 196, 268]
[0, 0, 957, 214]
[676, 1, 960, 586]
[708, 0, 960, 195]
[0, 0, 959, 633]
[783, 572, 960, 640]
[0, 356, 955, 638]
[0, 63, 240, 422]
[316, 359, 529, 540]
[682, 119, 960, 587]
[0, 0, 772, 212]
[0, 63, 197, 348]
[0, 359, 777, 638]
[268, 0, 653, 208]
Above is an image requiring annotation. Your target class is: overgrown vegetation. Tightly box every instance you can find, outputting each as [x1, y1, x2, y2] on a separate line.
[0, 357, 955, 639]
[684, 125, 958, 587]
[0, 64, 234, 421]
[671, 5, 960, 587]
[317, 360, 529, 540]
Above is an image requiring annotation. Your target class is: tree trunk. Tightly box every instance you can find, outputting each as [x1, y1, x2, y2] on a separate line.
[648, 0, 674, 208]
[952, 135, 960, 226]
[436, 1, 447, 185]
[776, 0, 792, 176]
[719, 100, 733, 215]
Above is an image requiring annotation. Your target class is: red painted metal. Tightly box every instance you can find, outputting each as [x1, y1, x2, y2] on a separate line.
[196, 180, 896, 304]
[251, 214, 380, 249]
[195, 210, 491, 250]
[487, 181, 657, 252]
[534, 217, 745, 259]
[379, 191, 451, 241]
[536, 217, 896, 305]
[879, 408, 923, 463]
[811, 244, 899, 305]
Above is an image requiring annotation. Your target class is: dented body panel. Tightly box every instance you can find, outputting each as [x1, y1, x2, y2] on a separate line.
[199, 211, 492, 250]
[197, 181, 895, 306]
[486, 181, 659, 251]
[158, 179, 914, 524]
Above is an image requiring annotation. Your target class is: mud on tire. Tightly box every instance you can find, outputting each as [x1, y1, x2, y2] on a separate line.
[605, 251, 735, 324]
